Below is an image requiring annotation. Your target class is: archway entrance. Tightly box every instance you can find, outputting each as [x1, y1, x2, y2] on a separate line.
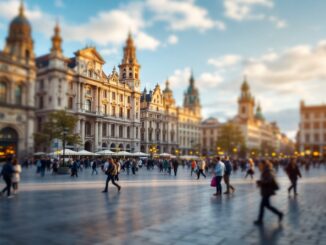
[110, 143, 116, 152]
[84, 141, 92, 152]
[126, 144, 130, 152]
[118, 144, 124, 152]
[0, 127, 18, 161]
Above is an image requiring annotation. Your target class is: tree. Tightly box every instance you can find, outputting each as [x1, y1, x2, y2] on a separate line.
[34, 110, 81, 151]
[216, 123, 245, 156]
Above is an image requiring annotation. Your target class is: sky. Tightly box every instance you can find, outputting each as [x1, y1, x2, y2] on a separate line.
[0, 0, 325, 139]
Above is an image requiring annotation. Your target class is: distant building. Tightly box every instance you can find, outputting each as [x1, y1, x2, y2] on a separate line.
[140, 81, 178, 154]
[0, 3, 36, 161]
[298, 101, 326, 158]
[201, 77, 293, 156]
[35, 25, 141, 153]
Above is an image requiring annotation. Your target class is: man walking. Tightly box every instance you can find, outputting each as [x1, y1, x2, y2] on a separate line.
[214, 157, 225, 196]
[197, 159, 207, 179]
[91, 160, 98, 175]
[1, 156, 14, 198]
[172, 158, 179, 176]
[102, 158, 121, 193]
[223, 157, 235, 194]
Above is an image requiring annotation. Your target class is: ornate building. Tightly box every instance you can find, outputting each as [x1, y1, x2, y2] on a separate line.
[140, 81, 178, 154]
[177, 73, 202, 155]
[201, 77, 293, 156]
[298, 101, 326, 158]
[35, 27, 141, 153]
[0, 3, 36, 161]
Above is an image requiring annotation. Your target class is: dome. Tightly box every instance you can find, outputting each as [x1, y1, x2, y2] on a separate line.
[241, 80, 249, 91]
[11, 15, 30, 26]
[8, 2, 31, 38]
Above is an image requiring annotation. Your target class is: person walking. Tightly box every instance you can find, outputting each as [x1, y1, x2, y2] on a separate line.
[214, 157, 225, 196]
[197, 159, 207, 179]
[254, 160, 283, 226]
[71, 160, 78, 178]
[115, 159, 121, 181]
[11, 158, 22, 195]
[102, 158, 121, 193]
[172, 159, 179, 176]
[190, 160, 197, 176]
[245, 158, 255, 179]
[1, 156, 14, 198]
[91, 160, 98, 175]
[285, 159, 302, 196]
[223, 157, 235, 194]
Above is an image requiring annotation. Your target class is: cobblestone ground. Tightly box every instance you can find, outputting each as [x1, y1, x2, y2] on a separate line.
[0, 166, 325, 245]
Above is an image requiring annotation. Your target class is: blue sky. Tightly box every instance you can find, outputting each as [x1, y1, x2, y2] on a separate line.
[0, 0, 325, 139]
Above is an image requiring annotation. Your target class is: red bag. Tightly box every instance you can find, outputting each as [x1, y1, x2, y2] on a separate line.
[210, 176, 216, 187]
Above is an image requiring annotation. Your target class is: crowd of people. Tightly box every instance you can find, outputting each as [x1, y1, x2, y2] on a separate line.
[0, 154, 325, 225]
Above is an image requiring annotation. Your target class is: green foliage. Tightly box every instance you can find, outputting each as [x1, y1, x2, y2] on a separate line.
[216, 123, 245, 156]
[34, 110, 81, 148]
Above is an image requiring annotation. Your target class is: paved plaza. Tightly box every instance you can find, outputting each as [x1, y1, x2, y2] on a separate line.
[0, 166, 325, 245]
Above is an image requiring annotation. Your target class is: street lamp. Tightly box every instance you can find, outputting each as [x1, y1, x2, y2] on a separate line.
[62, 127, 68, 166]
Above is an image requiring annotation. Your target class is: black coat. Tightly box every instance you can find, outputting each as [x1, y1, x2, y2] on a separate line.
[285, 164, 301, 180]
[257, 167, 278, 197]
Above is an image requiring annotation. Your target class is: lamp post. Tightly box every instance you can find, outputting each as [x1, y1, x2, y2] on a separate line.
[62, 127, 68, 166]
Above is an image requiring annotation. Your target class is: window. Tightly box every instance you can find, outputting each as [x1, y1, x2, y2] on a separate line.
[119, 125, 123, 138]
[119, 107, 123, 118]
[315, 112, 320, 118]
[86, 87, 92, 96]
[129, 72, 132, 78]
[40, 80, 44, 90]
[304, 113, 309, 119]
[304, 123, 310, 129]
[123, 73, 126, 79]
[104, 90, 107, 98]
[112, 106, 116, 116]
[305, 134, 310, 143]
[37, 117, 42, 131]
[135, 73, 138, 79]
[68, 97, 73, 109]
[313, 122, 320, 129]
[314, 133, 319, 142]
[136, 127, 138, 139]
[136, 112, 138, 119]
[127, 109, 131, 119]
[127, 96, 131, 103]
[85, 122, 91, 136]
[111, 124, 115, 137]
[58, 97, 61, 106]
[127, 127, 130, 138]
[112, 92, 116, 100]
[89, 70, 93, 78]
[102, 123, 107, 137]
[242, 106, 246, 114]
[0, 82, 7, 103]
[120, 94, 123, 102]
[39, 96, 44, 109]
[69, 82, 73, 91]
[103, 104, 108, 115]
[85, 99, 91, 112]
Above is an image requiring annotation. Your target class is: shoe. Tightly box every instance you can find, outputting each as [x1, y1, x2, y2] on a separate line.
[294, 192, 298, 196]
[254, 220, 263, 226]
[213, 193, 220, 196]
[278, 213, 284, 223]
[7, 195, 14, 199]
[223, 192, 230, 195]
[102, 190, 107, 193]
[118, 186, 121, 192]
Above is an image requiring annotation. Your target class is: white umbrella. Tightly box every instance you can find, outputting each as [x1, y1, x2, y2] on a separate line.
[49, 149, 79, 156]
[114, 151, 132, 156]
[180, 155, 200, 160]
[34, 152, 46, 156]
[96, 150, 114, 156]
[132, 152, 150, 157]
[159, 153, 176, 158]
[77, 150, 96, 156]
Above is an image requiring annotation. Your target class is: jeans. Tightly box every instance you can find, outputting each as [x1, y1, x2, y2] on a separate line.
[197, 169, 206, 179]
[92, 168, 98, 175]
[215, 176, 223, 194]
[288, 178, 298, 194]
[258, 195, 282, 221]
[223, 174, 235, 193]
[103, 175, 120, 191]
[2, 176, 11, 196]
[173, 167, 178, 176]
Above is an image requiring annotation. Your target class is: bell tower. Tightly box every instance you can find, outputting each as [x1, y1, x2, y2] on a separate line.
[118, 32, 141, 92]
[50, 22, 63, 58]
[238, 76, 255, 120]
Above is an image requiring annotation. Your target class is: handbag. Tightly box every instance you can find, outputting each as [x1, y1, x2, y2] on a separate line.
[210, 176, 217, 187]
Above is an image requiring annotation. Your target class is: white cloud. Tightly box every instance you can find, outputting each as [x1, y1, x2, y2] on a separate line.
[146, 0, 225, 31]
[100, 47, 118, 56]
[135, 32, 160, 50]
[208, 54, 242, 69]
[198, 72, 223, 88]
[167, 34, 178, 45]
[223, 0, 286, 29]
[168, 67, 192, 89]
[243, 41, 326, 84]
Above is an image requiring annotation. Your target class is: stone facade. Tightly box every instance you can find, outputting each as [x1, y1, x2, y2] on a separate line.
[298, 101, 326, 158]
[35, 26, 141, 153]
[0, 4, 36, 161]
[140, 81, 178, 154]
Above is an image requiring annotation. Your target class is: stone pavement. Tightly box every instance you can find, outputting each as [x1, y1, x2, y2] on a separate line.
[0, 166, 325, 245]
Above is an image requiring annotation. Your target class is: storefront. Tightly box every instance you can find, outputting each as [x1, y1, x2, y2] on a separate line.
[0, 127, 18, 161]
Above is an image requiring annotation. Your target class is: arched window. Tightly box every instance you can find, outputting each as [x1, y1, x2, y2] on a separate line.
[15, 85, 23, 105]
[85, 99, 92, 112]
[85, 122, 91, 136]
[0, 82, 7, 103]
[68, 97, 73, 110]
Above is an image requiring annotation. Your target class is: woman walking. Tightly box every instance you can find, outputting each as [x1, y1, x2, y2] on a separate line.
[254, 160, 283, 226]
[285, 159, 302, 196]
[245, 158, 255, 179]
[12, 158, 22, 195]
[102, 158, 121, 193]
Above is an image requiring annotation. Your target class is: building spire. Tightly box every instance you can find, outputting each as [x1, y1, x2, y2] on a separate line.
[19, 0, 25, 17]
[51, 21, 63, 56]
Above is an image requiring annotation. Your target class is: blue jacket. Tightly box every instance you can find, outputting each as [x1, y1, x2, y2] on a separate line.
[214, 161, 225, 176]
[224, 160, 232, 175]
